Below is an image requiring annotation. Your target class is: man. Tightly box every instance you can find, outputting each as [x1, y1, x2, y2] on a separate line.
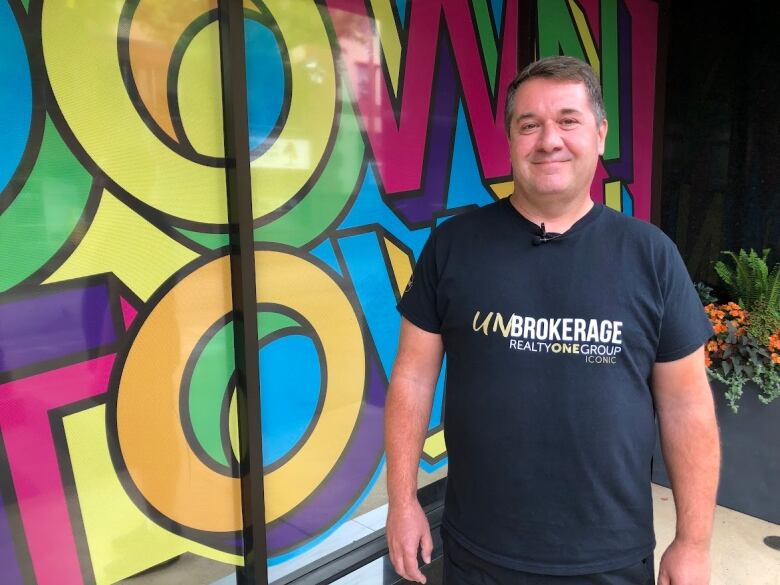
[385, 56, 720, 585]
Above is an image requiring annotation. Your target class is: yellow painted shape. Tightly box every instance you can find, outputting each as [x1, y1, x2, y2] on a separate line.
[383, 237, 414, 296]
[604, 180, 622, 212]
[177, 22, 224, 158]
[229, 388, 240, 462]
[42, 0, 228, 224]
[45, 191, 198, 301]
[423, 430, 446, 459]
[44, 0, 321, 225]
[369, 0, 402, 91]
[249, 0, 336, 218]
[568, 0, 600, 78]
[63, 405, 240, 585]
[489, 181, 514, 198]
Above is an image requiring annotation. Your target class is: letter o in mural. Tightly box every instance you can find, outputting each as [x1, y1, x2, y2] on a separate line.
[109, 249, 381, 554]
[41, 0, 337, 228]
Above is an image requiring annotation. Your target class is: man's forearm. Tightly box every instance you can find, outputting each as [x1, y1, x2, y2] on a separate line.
[658, 399, 720, 545]
[385, 378, 434, 506]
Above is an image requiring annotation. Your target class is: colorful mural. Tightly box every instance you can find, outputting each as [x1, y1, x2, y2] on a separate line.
[0, 0, 658, 583]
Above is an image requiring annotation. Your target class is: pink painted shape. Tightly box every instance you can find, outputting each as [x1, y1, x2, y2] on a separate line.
[327, 0, 515, 194]
[578, 0, 601, 47]
[119, 297, 138, 330]
[0, 355, 115, 584]
[444, 0, 516, 176]
[590, 159, 609, 205]
[626, 0, 659, 221]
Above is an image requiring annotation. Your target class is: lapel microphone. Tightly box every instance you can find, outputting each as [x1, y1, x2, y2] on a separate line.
[532, 222, 565, 246]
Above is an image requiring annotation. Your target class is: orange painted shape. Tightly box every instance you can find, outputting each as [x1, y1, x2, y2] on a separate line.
[128, 0, 260, 141]
[115, 255, 241, 532]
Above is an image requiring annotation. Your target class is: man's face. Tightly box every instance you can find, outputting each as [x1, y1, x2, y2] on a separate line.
[509, 78, 607, 200]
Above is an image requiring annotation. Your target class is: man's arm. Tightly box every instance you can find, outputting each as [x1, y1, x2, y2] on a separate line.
[385, 317, 444, 585]
[652, 346, 720, 585]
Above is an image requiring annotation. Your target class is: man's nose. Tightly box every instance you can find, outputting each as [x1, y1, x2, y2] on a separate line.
[536, 121, 563, 151]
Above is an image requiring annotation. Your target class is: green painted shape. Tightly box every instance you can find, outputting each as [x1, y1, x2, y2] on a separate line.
[174, 227, 230, 250]
[536, 0, 586, 60]
[21, 0, 29, 11]
[258, 310, 298, 339]
[187, 311, 299, 467]
[473, 0, 498, 89]
[0, 116, 92, 292]
[188, 324, 236, 467]
[600, 0, 620, 159]
[254, 86, 364, 246]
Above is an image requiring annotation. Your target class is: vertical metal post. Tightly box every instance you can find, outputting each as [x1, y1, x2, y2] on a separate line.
[217, 1, 269, 584]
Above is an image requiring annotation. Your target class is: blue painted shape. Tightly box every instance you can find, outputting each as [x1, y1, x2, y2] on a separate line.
[337, 232, 400, 378]
[395, 0, 408, 27]
[339, 170, 449, 457]
[490, 0, 504, 31]
[430, 363, 445, 430]
[309, 239, 342, 276]
[446, 103, 496, 211]
[339, 166, 430, 259]
[245, 18, 285, 153]
[0, 3, 33, 194]
[621, 184, 634, 217]
[259, 334, 321, 466]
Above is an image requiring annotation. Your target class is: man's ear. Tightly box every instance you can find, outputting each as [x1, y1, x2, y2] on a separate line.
[597, 119, 608, 156]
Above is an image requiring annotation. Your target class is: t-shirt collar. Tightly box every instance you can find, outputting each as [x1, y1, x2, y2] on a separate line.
[501, 196, 604, 236]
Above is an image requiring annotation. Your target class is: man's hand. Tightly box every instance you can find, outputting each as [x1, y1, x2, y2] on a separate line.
[658, 538, 710, 585]
[387, 499, 433, 584]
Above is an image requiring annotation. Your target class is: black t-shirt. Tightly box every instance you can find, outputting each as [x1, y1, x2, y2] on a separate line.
[397, 198, 713, 575]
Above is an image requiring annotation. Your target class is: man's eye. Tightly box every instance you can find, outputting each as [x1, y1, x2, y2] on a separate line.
[560, 118, 579, 127]
[520, 123, 538, 132]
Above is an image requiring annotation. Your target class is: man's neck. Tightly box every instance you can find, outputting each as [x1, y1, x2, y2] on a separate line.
[508, 192, 594, 234]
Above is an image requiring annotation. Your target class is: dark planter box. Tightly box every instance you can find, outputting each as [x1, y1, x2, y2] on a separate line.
[652, 381, 780, 524]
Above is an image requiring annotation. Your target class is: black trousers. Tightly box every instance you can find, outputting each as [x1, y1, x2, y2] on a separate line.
[442, 532, 655, 585]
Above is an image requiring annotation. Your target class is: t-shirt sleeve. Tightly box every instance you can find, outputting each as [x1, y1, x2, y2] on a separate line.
[655, 239, 714, 362]
[397, 230, 442, 333]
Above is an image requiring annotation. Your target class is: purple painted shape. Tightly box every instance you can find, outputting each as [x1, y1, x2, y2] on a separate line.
[0, 284, 116, 374]
[266, 355, 385, 552]
[389, 37, 458, 225]
[0, 491, 25, 585]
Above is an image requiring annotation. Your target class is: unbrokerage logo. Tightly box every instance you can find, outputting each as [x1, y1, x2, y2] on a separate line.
[472, 311, 624, 364]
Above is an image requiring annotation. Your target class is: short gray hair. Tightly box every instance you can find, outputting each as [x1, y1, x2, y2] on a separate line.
[504, 56, 606, 134]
